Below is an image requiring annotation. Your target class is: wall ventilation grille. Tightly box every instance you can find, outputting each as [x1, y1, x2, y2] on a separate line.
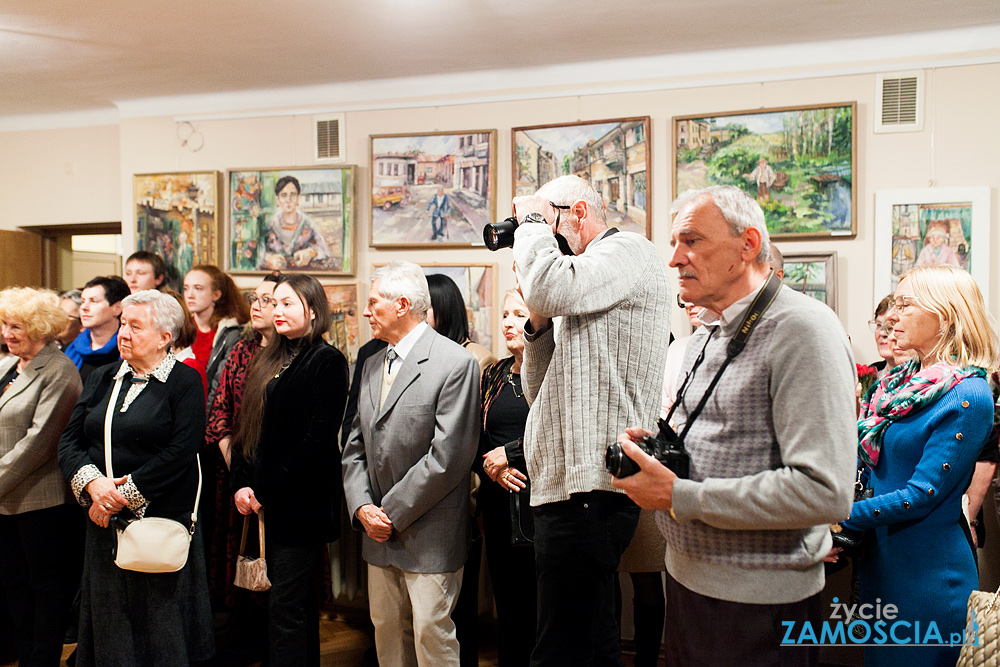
[875, 72, 924, 133]
[315, 114, 345, 161]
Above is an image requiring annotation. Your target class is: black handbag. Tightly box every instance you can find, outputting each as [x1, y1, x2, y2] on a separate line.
[826, 463, 871, 574]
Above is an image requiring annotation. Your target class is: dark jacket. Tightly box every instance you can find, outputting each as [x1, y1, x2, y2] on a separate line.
[232, 341, 349, 547]
[205, 321, 243, 409]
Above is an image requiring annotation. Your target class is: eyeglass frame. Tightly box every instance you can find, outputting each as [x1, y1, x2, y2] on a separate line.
[889, 295, 924, 315]
[550, 202, 572, 231]
[867, 319, 894, 335]
[248, 293, 275, 308]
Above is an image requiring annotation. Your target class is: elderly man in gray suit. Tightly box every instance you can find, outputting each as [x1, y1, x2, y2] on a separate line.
[342, 261, 480, 667]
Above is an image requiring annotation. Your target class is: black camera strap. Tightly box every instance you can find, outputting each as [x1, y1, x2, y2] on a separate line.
[665, 270, 783, 441]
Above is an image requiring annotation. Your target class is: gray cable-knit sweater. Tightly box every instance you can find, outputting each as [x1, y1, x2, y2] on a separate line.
[661, 284, 857, 605]
[512, 223, 671, 505]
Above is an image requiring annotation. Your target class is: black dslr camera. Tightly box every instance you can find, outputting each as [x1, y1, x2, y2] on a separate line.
[605, 419, 690, 479]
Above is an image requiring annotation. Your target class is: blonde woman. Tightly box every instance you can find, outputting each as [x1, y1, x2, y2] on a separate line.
[0, 287, 84, 667]
[845, 265, 998, 667]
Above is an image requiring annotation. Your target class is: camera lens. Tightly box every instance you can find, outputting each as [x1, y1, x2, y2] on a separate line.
[483, 217, 518, 251]
[605, 443, 640, 479]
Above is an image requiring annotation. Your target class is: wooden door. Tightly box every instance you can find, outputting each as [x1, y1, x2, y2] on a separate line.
[0, 230, 43, 289]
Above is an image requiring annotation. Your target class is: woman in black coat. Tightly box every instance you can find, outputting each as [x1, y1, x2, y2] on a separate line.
[232, 274, 349, 667]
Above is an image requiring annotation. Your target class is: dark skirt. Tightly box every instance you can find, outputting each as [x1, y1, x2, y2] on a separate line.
[75, 519, 215, 666]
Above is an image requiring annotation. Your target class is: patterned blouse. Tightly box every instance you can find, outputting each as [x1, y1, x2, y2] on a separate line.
[205, 336, 261, 448]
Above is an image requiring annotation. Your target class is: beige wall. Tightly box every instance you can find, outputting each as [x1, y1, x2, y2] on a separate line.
[3, 62, 999, 367]
[0, 124, 121, 228]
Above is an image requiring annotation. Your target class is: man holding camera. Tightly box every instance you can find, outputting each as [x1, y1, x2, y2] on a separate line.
[510, 175, 670, 666]
[612, 185, 856, 666]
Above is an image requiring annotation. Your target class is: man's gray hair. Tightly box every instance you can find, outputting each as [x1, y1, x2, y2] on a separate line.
[536, 175, 607, 226]
[372, 261, 431, 319]
[672, 186, 770, 264]
[60, 289, 82, 306]
[121, 289, 184, 343]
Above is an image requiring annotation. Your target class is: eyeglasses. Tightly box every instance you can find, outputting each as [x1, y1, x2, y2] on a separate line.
[867, 320, 894, 335]
[248, 294, 275, 307]
[891, 296, 923, 314]
[550, 202, 572, 230]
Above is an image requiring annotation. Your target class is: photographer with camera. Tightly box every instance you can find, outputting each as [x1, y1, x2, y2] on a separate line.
[504, 175, 670, 666]
[611, 186, 856, 667]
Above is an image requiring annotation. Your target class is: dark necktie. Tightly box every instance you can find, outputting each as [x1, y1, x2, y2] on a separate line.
[386, 349, 398, 375]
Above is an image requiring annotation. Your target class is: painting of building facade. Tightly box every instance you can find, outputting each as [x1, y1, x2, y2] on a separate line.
[227, 166, 355, 275]
[513, 117, 650, 237]
[135, 172, 220, 279]
[370, 131, 497, 247]
[674, 103, 856, 239]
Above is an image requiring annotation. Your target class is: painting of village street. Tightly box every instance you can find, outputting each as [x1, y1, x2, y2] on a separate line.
[513, 117, 650, 237]
[227, 166, 355, 275]
[370, 131, 496, 247]
[674, 103, 856, 238]
[135, 172, 220, 279]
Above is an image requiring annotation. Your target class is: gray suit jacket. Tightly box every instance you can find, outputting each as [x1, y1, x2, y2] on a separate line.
[0, 343, 82, 514]
[342, 327, 480, 573]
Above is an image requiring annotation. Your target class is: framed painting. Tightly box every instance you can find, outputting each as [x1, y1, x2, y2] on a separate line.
[371, 263, 497, 353]
[134, 171, 221, 281]
[673, 103, 856, 239]
[323, 283, 361, 364]
[226, 166, 356, 276]
[873, 187, 991, 305]
[370, 130, 497, 247]
[781, 251, 838, 314]
[513, 117, 651, 237]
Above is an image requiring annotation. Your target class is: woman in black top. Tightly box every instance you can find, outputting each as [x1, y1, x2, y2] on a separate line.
[477, 290, 535, 667]
[57, 289, 213, 666]
[231, 274, 349, 667]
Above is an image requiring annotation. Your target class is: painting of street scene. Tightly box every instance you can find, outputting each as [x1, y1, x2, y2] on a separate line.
[674, 103, 856, 238]
[513, 117, 650, 237]
[422, 264, 495, 353]
[890, 201, 973, 290]
[227, 166, 355, 275]
[135, 172, 219, 281]
[370, 131, 497, 247]
[323, 284, 360, 364]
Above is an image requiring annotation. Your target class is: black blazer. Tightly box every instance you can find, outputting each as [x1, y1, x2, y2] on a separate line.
[232, 341, 349, 547]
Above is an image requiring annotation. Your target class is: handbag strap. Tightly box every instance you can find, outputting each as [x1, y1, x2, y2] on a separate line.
[239, 511, 266, 558]
[102, 371, 203, 534]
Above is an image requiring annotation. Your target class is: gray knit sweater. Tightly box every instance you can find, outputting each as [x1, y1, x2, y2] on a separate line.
[661, 285, 857, 605]
[513, 223, 670, 506]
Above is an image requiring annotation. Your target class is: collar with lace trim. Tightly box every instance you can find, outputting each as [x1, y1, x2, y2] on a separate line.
[113, 351, 177, 412]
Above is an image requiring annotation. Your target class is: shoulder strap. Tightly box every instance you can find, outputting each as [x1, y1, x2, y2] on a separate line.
[103, 372, 202, 533]
[674, 271, 783, 441]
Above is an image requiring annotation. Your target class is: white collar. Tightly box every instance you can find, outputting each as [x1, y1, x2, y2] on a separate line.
[697, 276, 769, 329]
[388, 321, 429, 363]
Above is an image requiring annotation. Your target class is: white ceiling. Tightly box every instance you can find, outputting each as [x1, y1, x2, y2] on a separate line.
[2, 0, 999, 120]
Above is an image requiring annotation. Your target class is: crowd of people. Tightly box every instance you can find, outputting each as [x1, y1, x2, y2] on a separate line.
[0, 178, 997, 667]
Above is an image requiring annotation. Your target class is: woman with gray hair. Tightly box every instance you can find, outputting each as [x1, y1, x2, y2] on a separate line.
[58, 289, 213, 666]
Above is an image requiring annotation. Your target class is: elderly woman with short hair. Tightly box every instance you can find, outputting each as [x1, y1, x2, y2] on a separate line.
[58, 289, 213, 666]
[0, 287, 84, 667]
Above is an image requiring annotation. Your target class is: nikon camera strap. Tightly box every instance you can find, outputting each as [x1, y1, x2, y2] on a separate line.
[666, 270, 783, 441]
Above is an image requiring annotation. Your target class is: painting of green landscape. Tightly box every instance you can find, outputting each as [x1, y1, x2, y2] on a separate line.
[674, 103, 856, 239]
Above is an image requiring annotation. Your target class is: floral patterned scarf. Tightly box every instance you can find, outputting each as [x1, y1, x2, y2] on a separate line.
[858, 358, 986, 467]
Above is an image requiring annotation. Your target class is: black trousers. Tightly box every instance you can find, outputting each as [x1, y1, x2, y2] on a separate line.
[664, 572, 822, 667]
[530, 491, 640, 667]
[267, 543, 322, 667]
[481, 486, 536, 667]
[0, 504, 85, 667]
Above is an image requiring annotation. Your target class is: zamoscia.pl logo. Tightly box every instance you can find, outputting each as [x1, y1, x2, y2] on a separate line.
[780, 597, 980, 647]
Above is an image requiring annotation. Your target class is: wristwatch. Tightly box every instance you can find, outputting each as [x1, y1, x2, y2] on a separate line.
[521, 212, 547, 225]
